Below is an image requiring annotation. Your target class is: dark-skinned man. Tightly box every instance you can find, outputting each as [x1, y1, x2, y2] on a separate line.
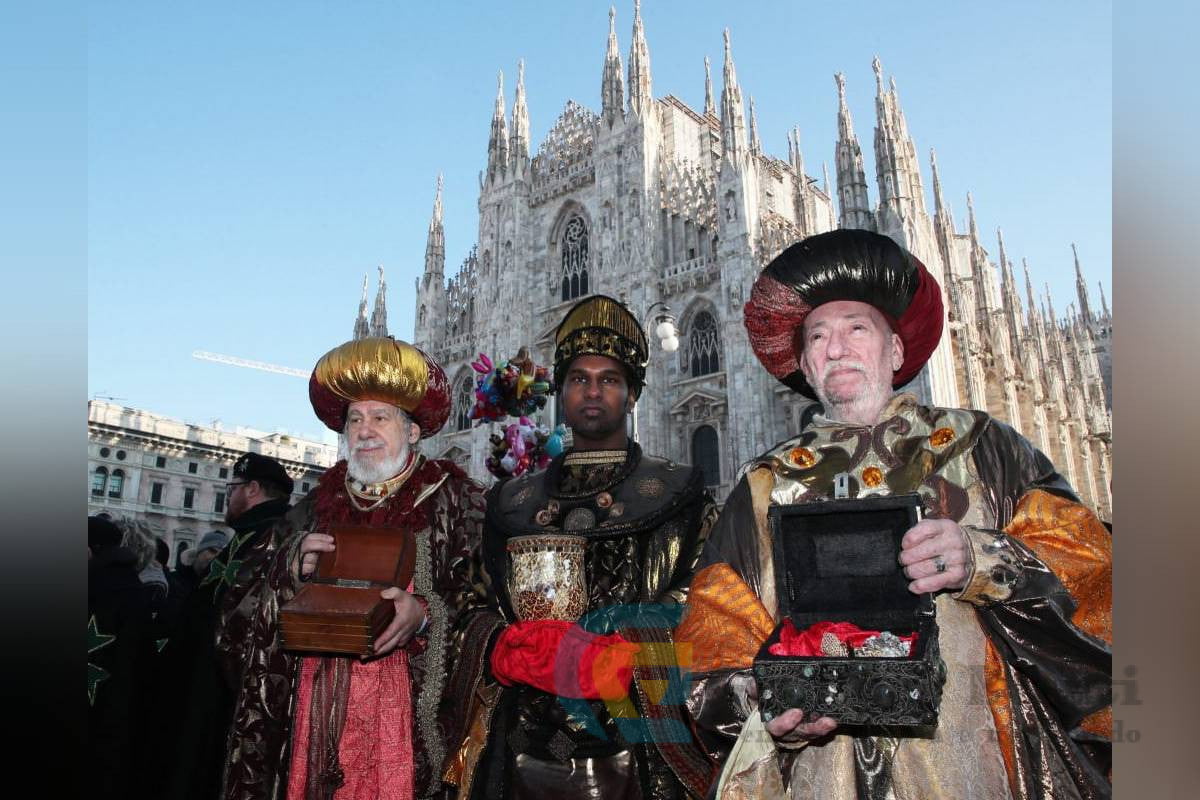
[447, 295, 719, 800]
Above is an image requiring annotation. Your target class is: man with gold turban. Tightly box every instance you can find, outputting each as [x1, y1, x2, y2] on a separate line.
[220, 337, 485, 800]
[675, 229, 1111, 799]
[445, 295, 719, 800]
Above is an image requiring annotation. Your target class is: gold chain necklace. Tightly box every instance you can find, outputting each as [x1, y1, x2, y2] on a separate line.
[345, 453, 424, 512]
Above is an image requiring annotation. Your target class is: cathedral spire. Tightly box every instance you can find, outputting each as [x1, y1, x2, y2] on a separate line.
[703, 55, 715, 116]
[823, 161, 830, 195]
[749, 96, 762, 154]
[353, 273, 369, 340]
[792, 126, 809, 231]
[997, 228, 1024, 349]
[369, 266, 388, 337]
[791, 125, 806, 178]
[1072, 243, 1094, 323]
[424, 173, 445, 280]
[486, 70, 509, 180]
[834, 71, 872, 229]
[1024, 258, 1040, 333]
[967, 192, 993, 322]
[1099, 281, 1110, 319]
[601, 7, 625, 126]
[872, 57, 927, 223]
[510, 60, 530, 164]
[1045, 282, 1058, 327]
[930, 148, 951, 221]
[627, 0, 653, 118]
[720, 29, 748, 165]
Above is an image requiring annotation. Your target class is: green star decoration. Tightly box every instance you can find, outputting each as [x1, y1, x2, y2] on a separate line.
[201, 532, 250, 592]
[88, 615, 116, 706]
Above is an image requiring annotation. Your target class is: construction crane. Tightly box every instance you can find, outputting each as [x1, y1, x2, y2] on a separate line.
[192, 350, 308, 378]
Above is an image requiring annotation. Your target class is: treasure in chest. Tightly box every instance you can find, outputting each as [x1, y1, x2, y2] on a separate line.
[752, 493, 946, 728]
[280, 524, 416, 656]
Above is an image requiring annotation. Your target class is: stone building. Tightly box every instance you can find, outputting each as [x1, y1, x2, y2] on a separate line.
[87, 400, 336, 565]
[386, 3, 1110, 517]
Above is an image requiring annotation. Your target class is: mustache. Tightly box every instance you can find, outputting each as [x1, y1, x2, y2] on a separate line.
[352, 438, 386, 453]
[822, 360, 868, 380]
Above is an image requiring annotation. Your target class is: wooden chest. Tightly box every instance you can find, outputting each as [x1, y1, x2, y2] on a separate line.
[280, 524, 416, 656]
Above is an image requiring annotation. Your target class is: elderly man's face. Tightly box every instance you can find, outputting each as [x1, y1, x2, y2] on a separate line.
[344, 400, 420, 483]
[798, 300, 903, 423]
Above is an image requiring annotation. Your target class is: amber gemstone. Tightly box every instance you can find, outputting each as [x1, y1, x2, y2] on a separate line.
[790, 447, 816, 468]
[930, 427, 956, 447]
[862, 466, 884, 488]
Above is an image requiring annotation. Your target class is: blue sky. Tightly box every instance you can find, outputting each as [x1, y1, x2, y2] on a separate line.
[87, 1, 1111, 441]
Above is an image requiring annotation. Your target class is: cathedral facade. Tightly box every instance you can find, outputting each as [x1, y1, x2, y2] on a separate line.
[383, 4, 1110, 518]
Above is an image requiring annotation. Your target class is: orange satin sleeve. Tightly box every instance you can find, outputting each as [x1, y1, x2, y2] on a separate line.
[675, 562, 777, 673]
[984, 488, 1113, 788]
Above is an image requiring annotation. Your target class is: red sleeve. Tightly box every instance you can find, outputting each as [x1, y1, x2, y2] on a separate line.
[489, 619, 639, 700]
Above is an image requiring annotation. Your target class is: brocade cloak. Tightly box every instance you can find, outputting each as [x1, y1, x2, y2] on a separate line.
[220, 458, 485, 800]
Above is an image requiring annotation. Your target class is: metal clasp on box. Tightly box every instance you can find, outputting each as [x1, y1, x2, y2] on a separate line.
[833, 472, 851, 499]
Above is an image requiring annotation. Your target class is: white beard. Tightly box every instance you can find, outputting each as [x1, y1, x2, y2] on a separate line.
[342, 435, 412, 484]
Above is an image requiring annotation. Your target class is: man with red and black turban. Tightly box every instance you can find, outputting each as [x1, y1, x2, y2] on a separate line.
[220, 337, 485, 800]
[676, 229, 1111, 799]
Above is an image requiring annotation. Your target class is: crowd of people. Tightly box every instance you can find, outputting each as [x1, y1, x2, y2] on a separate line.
[88, 229, 1111, 800]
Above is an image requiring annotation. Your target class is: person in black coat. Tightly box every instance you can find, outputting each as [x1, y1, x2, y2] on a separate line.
[151, 453, 295, 800]
[89, 515, 158, 799]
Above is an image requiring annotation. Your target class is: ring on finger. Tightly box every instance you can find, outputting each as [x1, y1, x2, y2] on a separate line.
[933, 555, 947, 574]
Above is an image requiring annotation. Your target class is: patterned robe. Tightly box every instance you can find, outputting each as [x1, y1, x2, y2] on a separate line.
[678, 394, 1111, 799]
[445, 443, 719, 800]
[220, 457, 485, 800]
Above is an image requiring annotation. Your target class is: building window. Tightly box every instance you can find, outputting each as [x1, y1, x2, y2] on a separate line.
[108, 469, 125, 499]
[687, 311, 721, 376]
[214, 492, 225, 513]
[183, 488, 196, 509]
[456, 376, 474, 432]
[150, 482, 164, 504]
[92, 467, 109, 496]
[116, 450, 126, 460]
[691, 425, 720, 488]
[301, 481, 311, 494]
[188, 462, 198, 474]
[99, 447, 110, 458]
[156, 456, 167, 468]
[560, 215, 590, 301]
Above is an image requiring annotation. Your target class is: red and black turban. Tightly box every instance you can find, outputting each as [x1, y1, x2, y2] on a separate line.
[743, 229, 943, 399]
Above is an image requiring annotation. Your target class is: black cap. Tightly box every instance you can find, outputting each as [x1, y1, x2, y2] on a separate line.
[88, 515, 123, 553]
[232, 452, 295, 495]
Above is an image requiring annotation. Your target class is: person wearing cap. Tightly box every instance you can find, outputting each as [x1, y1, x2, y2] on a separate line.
[219, 337, 485, 800]
[676, 229, 1111, 799]
[151, 453, 294, 800]
[446, 295, 718, 800]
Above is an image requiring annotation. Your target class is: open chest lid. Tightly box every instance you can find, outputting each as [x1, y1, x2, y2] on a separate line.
[768, 493, 932, 631]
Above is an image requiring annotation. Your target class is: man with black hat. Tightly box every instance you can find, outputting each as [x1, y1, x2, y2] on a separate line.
[676, 229, 1111, 799]
[446, 295, 719, 800]
[220, 337, 485, 800]
[152, 452, 295, 800]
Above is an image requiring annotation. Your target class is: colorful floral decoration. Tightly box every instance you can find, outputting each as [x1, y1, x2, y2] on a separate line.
[467, 350, 562, 480]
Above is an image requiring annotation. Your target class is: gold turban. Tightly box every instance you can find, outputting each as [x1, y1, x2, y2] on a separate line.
[553, 295, 649, 395]
[308, 337, 450, 437]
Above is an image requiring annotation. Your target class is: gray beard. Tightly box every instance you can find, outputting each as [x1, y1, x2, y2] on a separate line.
[344, 441, 411, 484]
